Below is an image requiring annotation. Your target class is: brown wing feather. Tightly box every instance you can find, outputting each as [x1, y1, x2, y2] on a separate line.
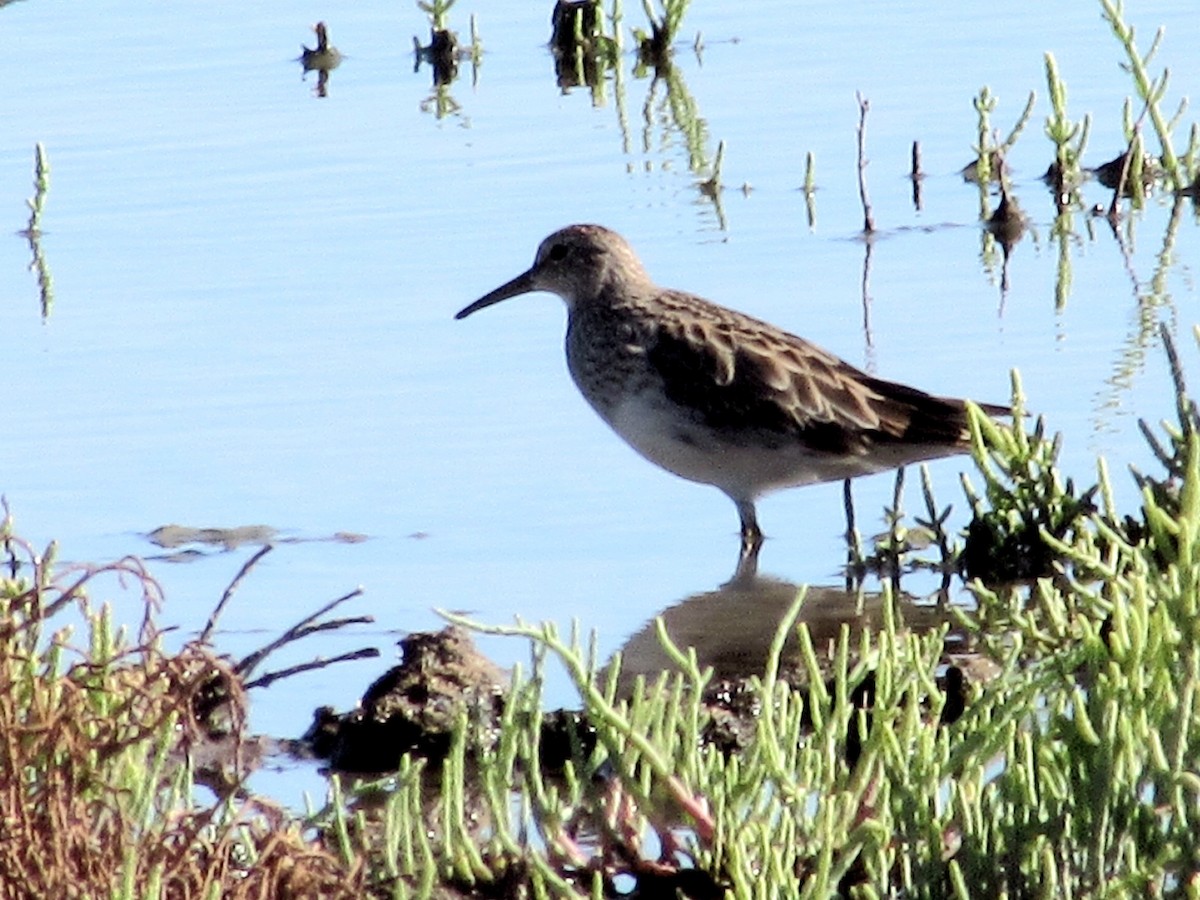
[642, 292, 994, 454]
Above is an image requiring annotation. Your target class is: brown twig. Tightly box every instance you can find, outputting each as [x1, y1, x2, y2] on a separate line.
[855, 92, 876, 234]
[1106, 141, 1136, 225]
[244, 647, 381, 691]
[199, 544, 273, 644]
[235, 587, 367, 678]
[910, 140, 924, 210]
[1107, 96, 1154, 225]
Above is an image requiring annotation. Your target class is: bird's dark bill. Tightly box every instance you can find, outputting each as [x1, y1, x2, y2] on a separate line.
[455, 269, 537, 319]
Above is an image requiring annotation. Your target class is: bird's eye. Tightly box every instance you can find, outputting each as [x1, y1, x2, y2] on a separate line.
[547, 243, 568, 261]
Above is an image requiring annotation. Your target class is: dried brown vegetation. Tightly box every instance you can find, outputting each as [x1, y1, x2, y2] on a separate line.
[0, 529, 364, 899]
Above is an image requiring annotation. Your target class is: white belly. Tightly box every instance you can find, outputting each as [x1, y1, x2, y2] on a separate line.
[601, 390, 852, 502]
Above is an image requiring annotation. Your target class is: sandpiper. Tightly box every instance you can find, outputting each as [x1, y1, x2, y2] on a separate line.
[456, 224, 1005, 567]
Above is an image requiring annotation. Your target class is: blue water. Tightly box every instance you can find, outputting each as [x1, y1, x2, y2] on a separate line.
[2, 0, 1199, 801]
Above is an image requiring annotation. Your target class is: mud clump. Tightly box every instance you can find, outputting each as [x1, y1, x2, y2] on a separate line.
[305, 625, 508, 773]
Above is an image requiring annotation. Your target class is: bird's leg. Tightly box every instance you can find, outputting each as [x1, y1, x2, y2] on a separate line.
[843, 478, 864, 589]
[735, 500, 763, 580]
